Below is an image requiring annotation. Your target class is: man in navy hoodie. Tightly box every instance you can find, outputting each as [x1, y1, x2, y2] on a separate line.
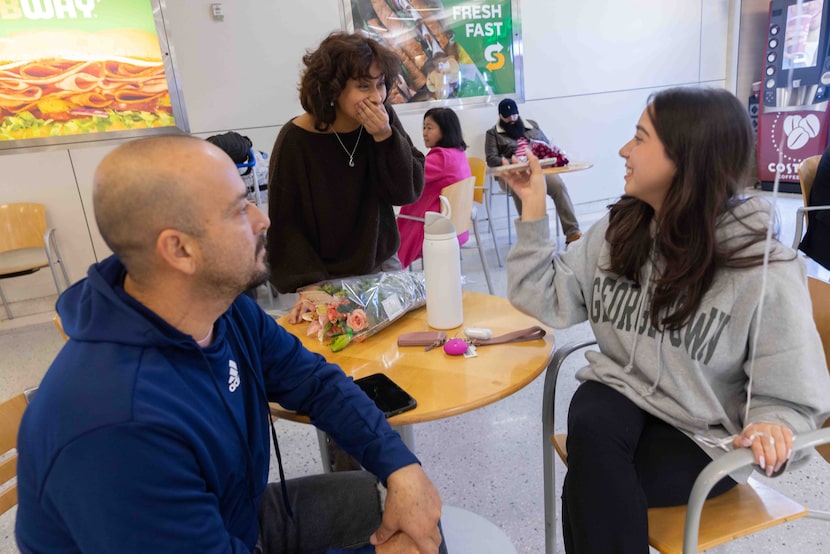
[15, 136, 444, 553]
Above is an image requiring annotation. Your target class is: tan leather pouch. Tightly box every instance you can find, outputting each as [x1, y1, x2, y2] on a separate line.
[397, 331, 447, 347]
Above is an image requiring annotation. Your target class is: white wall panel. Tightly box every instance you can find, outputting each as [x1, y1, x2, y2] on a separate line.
[0, 151, 96, 301]
[160, 0, 342, 135]
[66, 145, 121, 262]
[701, 0, 731, 82]
[522, 0, 703, 101]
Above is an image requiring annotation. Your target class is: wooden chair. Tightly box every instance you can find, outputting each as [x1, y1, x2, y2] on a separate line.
[53, 313, 68, 341]
[0, 203, 71, 319]
[467, 156, 502, 267]
[793, 155, 829, 249]
[485, 166, 517, 244]
[398, 177, 495, 294]
[542, 277, 830, 553]
[439, 176, 494, 294]
[1, 388, 37, 516]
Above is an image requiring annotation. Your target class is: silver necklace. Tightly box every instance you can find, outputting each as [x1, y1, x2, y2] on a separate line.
[331, 125, 363, 167]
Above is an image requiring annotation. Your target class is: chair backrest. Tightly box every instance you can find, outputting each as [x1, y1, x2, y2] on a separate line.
[798, 155, 822, 222]
[467, 156, 487, 204]
[0, 203, 48, 254]
[54, 313, 69, 341]
[440, 176, 476, 236]
[0, 392, 28, 515]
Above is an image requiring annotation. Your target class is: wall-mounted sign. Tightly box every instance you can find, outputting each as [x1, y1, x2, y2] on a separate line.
[0, 0, 188, 149]
[341, 0, 523, 109]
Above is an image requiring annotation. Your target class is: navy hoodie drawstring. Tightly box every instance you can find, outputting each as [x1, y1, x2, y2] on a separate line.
[226, 321, 294, 519]
[267, 411, 293, 518]
[643, 332, 665, 397]
[625, 249, 656, 374]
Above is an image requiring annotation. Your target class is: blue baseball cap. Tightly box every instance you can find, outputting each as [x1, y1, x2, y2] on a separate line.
[498, 98, 519, 117]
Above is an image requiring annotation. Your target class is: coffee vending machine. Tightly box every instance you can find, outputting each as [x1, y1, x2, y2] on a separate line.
[758, 0, 830, 192]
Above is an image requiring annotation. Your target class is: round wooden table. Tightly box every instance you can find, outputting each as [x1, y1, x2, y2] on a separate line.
[540, 161, 593, 175]
[485, 161, 593, 244]
[487, 160, 593, 178]
[271, 291, 554, 426]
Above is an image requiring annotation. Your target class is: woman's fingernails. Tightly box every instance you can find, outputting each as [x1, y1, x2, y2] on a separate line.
[787, 448, 792, 459]
[759, 455, 766, 470]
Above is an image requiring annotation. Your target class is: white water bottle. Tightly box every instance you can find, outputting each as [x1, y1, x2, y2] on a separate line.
[423, 211, 463, 329]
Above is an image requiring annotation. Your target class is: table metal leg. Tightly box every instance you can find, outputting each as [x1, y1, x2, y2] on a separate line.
[394, 424, 415, 452]
[316, 425, 415, 473]
[316, 428, 333, 473]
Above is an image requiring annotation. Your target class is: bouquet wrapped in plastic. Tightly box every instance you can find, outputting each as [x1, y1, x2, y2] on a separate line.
[297, 271, 427, 352]
[530, 140, 569, 167]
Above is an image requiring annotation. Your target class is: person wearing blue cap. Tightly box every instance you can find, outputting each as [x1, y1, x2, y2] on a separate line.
[485, 98, 582, 244]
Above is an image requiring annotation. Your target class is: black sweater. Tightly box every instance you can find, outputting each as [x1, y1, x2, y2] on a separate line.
[800, 143, 830, 270]
[267, 106, 425, 293]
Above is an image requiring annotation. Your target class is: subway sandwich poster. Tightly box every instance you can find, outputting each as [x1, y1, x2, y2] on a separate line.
[343, 0, 521, 106]
[0, 0, 186, 146]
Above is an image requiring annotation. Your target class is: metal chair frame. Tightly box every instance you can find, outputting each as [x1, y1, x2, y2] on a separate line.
[0, 203, 70, 319]
[543, 338, 830, 553]
[467, 156, 503, 267]
[397, 177, 495, 294]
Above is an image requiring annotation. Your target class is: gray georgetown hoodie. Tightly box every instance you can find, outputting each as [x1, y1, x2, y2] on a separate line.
[507, 196, 830, 474]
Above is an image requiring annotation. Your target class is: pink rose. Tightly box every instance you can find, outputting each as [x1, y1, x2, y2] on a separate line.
[327, 305, 341, 323]
[347, 309, 368, 332]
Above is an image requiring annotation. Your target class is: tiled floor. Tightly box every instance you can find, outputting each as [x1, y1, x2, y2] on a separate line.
[2, 188, 828, 553]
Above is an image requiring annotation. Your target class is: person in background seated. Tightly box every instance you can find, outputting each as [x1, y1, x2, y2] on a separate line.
[15, 136, 445, 554]
[267, 32, 425, 320]
[798, 142, 830, 270]
[501, 87, 830, 553]
[485, 98, 581, 245]
[397, 107, 472, 269]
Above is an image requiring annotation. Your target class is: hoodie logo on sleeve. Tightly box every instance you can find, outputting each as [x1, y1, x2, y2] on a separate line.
[228, 360, 240, 392]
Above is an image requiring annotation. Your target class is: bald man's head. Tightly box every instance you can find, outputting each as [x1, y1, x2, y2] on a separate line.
[93, 135, 232, 278]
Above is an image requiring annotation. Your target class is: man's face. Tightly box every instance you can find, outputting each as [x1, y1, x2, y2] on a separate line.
[192, 149, 271, 297]
[500, 113, 519, 124]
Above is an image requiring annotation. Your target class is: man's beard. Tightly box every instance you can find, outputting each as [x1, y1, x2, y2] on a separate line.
[502, 117, 526, 140]
[244, 234, 271, 291]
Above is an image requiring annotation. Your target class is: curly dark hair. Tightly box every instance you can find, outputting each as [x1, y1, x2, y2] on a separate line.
[606, 87, 786, 330]
[299, 32, 401, 131]
[423, 107, 467, 150]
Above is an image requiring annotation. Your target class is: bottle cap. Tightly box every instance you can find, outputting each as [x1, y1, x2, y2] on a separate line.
[424, 212, 456, 239]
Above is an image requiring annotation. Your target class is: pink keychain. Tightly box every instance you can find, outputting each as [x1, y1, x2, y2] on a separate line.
[443, 338, 469, 356]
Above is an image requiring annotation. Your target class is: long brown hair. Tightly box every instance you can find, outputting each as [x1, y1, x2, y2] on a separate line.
[606, 87, 781, 330]
[298, 32, 400, 131]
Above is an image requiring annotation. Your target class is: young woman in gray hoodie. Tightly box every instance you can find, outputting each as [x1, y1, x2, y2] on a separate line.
[502, 86, 830, 553]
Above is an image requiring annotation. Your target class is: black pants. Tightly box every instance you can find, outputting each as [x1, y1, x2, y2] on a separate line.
[562, 381, 737, 553]
[257, 472, 448, 554]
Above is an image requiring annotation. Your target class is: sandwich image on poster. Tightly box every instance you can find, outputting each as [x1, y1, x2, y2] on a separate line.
[0, 0, 183, 143]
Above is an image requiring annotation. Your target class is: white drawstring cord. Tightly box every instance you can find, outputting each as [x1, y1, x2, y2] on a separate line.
[743, 149, 780, 425]
[625, 241, 657, 373]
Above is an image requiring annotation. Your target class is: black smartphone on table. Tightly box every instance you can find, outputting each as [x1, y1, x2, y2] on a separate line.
[354, 373, 417, 418]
